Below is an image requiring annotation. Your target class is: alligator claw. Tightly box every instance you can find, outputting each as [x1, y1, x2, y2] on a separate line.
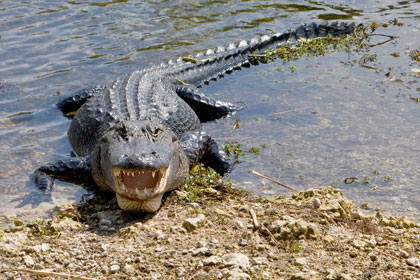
[34, 170, 54, 193]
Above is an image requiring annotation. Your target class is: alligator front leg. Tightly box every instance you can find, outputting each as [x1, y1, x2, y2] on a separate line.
[180, 131, 231, 175]
[34, 157, 93, 193]
[176, 85, 244, 122]
[57, 85, 107, 116]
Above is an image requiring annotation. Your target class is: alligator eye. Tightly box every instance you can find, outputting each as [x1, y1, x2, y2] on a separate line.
[151, 127, 162, 137]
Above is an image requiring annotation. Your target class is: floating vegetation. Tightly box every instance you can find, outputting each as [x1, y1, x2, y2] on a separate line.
[249, 26, 368, 68]
[223, 142, 244, 165]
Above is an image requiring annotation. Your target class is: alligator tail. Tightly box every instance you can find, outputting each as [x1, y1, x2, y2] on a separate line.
[176, 22, 362, 86]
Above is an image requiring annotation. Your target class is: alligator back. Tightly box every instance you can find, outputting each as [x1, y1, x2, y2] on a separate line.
[68, 22, 361, 156]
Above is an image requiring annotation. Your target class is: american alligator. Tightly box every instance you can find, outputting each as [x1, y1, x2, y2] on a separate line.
[35, 22, 361, 212]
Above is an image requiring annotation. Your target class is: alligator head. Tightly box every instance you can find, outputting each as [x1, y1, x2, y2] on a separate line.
[91, 120, 189, 212]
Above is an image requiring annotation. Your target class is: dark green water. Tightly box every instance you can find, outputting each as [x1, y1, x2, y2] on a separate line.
[1, 0, 420, 219]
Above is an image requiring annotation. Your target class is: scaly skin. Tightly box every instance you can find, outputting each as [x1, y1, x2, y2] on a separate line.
[35, 22, 362, 212]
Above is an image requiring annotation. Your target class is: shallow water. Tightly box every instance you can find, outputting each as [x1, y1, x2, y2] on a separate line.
[1, 0, 420, 219]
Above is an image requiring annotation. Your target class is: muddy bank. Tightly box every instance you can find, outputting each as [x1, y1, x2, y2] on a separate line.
[1, 167, 419, 280]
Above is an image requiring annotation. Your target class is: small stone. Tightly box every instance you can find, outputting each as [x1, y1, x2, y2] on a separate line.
[41, 243, 51, 252]
[176, 267, 186, 277]
[290, 271, 318, 280]
[156, 233, 167, 241]
[234, 220, 244, 229]
[222, 253, 250, 269]
[101, 244, 111, 251]
[110, 264, 120, 273]
[366, 238, 376, 248]
[369, 253, 377, 261]
[203, 256, 222, 266]
[261, 271, 271, 278]
[350, 208, 367, 220]
[312, 198, 321, 209]
[124, 264, 135, 275]
[100, 218, 112, 226]
[225, 268, 251, 280]
[23, 255, 35, 266]
[352, 239, 366, 249]
[252, 257, 268, 265]
[196, 240, 208, 248]
[183, 214, 205, 232]
[349, 250, 358, 258]
[192, 247, 209, 256]
[295, 257, 307, 266]
[210, 238, 219, 244]
[239, 239, 248, 246]
[407, 257, 420, 268]
[400, 250, 409, 258]
[256, 244, 266, 251]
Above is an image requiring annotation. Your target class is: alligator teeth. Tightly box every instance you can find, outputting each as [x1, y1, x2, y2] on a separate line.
[152, 171, 156, 178]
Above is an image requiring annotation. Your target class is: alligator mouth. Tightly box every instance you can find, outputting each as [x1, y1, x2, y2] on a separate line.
[112, 168, 168, 196]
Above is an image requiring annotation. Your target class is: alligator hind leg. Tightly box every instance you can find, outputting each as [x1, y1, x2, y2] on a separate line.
[176, 85, 244, 122]
[34, 157, 93, 193]
[57, 85, 107, 116]
[180, 131, 231, 175]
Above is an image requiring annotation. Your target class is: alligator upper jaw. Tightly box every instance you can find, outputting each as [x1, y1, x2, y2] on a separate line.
[112, 167, 169, 199]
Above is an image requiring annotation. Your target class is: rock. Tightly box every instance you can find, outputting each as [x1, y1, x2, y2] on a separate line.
[234, 220, 244, 229]
[176, 267, 186, 277]
[54, 218, 83, 231]
[222, 253, 250, 269]
[101, 243, 111, 251]
[110, 264, 120, 273]
[203, 256, 222, 266]
[192, 247, 209, 256]
[239, 239, 248, 246]
[183, 214, 205, 232]
[400, 250, 409, 258]
[325, 270, 352, 280]
[41, 243, 51, 252]
[312, 198, 321, 208]
[252, 257, 268, 265]
[269, 216, 318, 240]
[350, 208, 368, 220]
[124, 264, 135, 274]
[407, 257, 420, 267]
[261, 271, 271, 279]
[223, 268, 251, 280]
[366, 238, 376, 248]
[294, 257, 307, 266]
[290, 271, 319, 280]
[369, 252, 377, 261]
[196, 240, 208, 248]
[23, 255, 35, 266]
[352, 239, 366, 249]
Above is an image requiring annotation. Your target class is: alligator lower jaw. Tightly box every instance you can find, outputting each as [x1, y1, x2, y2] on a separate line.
[112, 167, 169, 200]
[115, 193, 163, 213]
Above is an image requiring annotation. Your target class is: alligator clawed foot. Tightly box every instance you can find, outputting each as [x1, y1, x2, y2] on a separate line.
[34, 170, 54, 193]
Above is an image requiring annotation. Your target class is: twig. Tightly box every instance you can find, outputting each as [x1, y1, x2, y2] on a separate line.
[1, 268, 94, 280]
[248, 208, 260, 230]
[365, 33, 397, 47]
[261, 224, 280, 245]
[271, 107, 310, 120]
[358, 54, 378, 70]
[249, 169, 298, 192]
